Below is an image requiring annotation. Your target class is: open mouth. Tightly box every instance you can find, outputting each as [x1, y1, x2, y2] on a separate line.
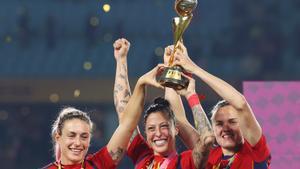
[153, 139, 167, 146]
[69, 148, 83, 155]
[222, 133, 233, 139]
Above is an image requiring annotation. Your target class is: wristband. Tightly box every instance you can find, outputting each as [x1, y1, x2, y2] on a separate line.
[187, 93, 200, 108]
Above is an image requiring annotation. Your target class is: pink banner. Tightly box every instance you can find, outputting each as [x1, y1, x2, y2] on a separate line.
[243, 81, 300, 168]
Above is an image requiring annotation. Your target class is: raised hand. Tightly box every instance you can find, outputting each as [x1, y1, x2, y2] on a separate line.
[139, 64, 165, 89]
[176, 41, 189, 56]
[173, 43, 197, 73]
[201, 132, 215, 148]
[163, 45, 173, 65]
[113, 38, 130, 62]
[163, 41, 189, 66]
[176, 73, 196, 98]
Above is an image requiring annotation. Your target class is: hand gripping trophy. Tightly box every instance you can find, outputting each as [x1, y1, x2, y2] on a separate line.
[157, 0, 198, 90]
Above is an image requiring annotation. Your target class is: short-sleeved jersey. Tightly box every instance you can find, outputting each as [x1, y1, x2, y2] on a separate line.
[42, 146, 116, 169]
[207, 135, 271, 169]
[127, 133, 196, 169]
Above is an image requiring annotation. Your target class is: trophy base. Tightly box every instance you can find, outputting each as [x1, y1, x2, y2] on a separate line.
[157, 66, 189, 90]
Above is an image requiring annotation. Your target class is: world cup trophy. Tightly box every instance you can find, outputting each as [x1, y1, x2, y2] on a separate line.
[157, 0, 198, 90]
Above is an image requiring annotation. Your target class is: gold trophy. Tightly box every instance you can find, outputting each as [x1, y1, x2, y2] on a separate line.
[157, 0, 198, 90]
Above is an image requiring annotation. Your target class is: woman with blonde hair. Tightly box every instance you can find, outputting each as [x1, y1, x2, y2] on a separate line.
[42, 60, 164, 168]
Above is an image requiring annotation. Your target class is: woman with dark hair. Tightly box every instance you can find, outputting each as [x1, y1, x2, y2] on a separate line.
[113, 38, 214, 169]
[42, 62, 164, 169]
[127, 95, 212, 169]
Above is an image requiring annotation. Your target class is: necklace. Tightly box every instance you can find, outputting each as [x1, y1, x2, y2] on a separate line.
[215, 154, 236, 169]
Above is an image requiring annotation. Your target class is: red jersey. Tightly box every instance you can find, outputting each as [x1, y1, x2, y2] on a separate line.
[207, 135, 271, 169]
[127, 133, 196, 169]
[42, 146, 116, 169]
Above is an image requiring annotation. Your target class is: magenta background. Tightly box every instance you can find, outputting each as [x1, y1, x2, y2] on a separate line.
[243, 81, 300, 168]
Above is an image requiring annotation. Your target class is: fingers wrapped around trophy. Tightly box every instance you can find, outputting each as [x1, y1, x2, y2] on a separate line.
[157, 63, 189, 90]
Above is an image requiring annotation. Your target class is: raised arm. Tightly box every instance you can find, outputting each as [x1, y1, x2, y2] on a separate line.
[176, 74, 213, 136]
[176, 74, 214, 169]
[163, 45, 199, 149]
[173, 44, 262, 146]
[113, 38, 131, 120]
[113, 38, 140, 146]
[107, 65, 164, 165]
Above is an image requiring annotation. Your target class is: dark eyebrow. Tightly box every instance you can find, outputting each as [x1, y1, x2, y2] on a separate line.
[146, 125, 155, 129]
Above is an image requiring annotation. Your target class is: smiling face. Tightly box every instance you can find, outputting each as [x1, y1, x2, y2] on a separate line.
[212, 105, 243, 155]
[145, 111, 178, 157]
[56, 118, 91, 165]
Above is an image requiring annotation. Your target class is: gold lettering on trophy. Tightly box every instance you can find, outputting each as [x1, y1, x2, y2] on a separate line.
[165, 69, 182, 80]
[166, 69, 174, 78]
[172, 70, 181, 80]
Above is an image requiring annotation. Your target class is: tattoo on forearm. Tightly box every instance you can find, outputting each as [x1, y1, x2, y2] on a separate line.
[117, 106, 125, 114]
[119, 73, 126, 79]
[114, 61, 132, 118]
[124, 89, 131, 98]
[109, 147, 124, 161]
[121, 63, 127, 73]
[193, 136, 213, 169]
[114, 92, 125, 114]
[192, 105, 212, 134]
[115, 69, 131, 114]
[193, 147, 210, 169]
[120, 100, 129, 104]
[116, 84, 124, 91]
